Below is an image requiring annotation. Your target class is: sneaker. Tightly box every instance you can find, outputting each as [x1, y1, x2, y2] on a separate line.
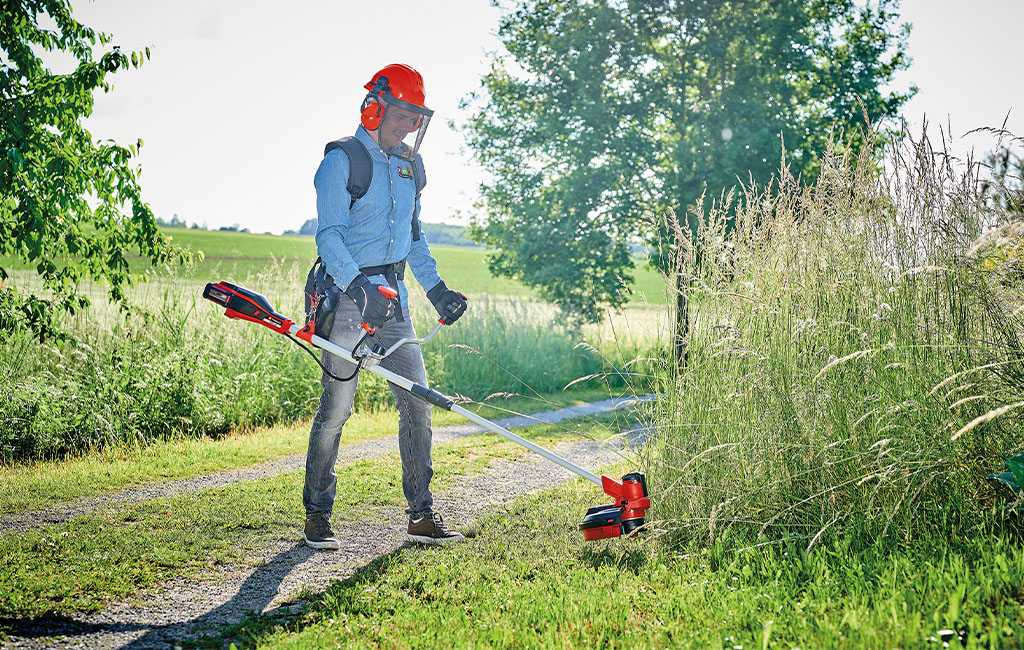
[303, 515, 340, 550]
[407, 512, 465, 545]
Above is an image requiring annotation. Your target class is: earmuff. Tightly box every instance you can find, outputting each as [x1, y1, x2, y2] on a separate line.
[360, 75, 389, 131]
[360, 94, 385, 130]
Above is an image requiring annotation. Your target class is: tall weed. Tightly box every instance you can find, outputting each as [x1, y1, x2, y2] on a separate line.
[650, 129, 1024, 549]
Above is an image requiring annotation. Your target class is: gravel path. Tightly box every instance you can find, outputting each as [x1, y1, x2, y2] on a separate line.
[1, 438, 635, 650]
[0, 396, 651, 535]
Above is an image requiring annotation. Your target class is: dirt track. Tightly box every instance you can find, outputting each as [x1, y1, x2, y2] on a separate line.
[0, 398, 649, 649]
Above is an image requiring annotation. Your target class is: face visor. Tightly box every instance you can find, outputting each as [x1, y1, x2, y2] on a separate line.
[375, 90, 433, 161]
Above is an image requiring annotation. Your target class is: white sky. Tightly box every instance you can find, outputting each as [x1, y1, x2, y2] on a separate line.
[893, 0, 1024, 162]
[64, 0, 1024, 234]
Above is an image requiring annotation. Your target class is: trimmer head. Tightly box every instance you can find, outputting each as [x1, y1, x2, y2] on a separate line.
[579, 472, 650, 541]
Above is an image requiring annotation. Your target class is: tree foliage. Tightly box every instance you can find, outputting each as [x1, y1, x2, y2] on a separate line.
[1, 0, 188, 341]
[984, 146, 1024, 216]
[464, 0, 914, 323]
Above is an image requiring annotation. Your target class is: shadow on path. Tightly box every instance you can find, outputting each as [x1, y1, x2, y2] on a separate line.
[3, 542, 320, 649]
[185, 545, 418, 650]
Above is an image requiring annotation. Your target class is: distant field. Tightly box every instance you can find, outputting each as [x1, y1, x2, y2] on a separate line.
[2, 227, 667, 305]
[154, 228, 668, 305]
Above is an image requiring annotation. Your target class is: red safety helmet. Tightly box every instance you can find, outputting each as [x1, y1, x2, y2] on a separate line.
[360, 63, 434, 161]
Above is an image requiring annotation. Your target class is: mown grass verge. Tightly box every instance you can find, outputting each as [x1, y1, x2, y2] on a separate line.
[191, 471, 1024, 650]
[0, 416, 627, 620]
[0, 386, 619, 515]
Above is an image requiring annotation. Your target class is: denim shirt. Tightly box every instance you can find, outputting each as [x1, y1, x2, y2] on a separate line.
[314, 125, 441, 309]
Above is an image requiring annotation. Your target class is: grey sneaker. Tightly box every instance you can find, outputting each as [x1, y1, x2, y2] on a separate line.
[303, 515, 340, 550]
[407, 512, 465, 545]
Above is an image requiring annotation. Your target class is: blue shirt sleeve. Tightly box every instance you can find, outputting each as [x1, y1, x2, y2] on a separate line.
[313, 150, 362, 291]
[406, 196, 442, 292]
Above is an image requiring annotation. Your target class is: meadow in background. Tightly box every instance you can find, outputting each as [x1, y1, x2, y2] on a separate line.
[0, 242, 666, 462]
[3, 132, 1024, 648]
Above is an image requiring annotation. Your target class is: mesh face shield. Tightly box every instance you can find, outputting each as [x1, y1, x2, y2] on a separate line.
[378, 92, 433, 161]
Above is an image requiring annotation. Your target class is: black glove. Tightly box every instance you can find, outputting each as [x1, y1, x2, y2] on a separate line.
[426, 280, 468, 325]
[344, 274, 396, 330]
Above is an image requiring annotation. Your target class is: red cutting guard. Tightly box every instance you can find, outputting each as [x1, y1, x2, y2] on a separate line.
[601, 474, 651, 537]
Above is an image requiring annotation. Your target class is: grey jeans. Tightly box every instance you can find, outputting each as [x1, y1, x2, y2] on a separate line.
[302, 297, 434, 519]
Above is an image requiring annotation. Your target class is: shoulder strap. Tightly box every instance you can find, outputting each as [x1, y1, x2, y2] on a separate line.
[324, 137, 373, 209]
[411, 154, 426, 241]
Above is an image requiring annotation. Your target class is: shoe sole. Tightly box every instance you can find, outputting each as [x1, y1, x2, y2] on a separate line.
[304, 534, 341, 550]
[407, 533, 466, 545]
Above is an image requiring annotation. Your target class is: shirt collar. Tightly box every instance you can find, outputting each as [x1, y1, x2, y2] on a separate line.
[355, 125, 389, 163]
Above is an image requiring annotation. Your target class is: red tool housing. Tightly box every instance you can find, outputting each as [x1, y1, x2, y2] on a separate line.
[579, 472, 650, 541]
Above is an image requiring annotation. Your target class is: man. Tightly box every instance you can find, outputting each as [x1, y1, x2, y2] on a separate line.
[303, 63, 469, 548]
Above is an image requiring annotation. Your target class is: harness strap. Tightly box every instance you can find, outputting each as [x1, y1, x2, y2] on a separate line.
[324, 138, 372, 209]
[411, 155, 426, 241]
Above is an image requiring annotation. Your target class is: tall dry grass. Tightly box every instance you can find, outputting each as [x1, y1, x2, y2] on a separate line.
[648, 128, 1024, 549]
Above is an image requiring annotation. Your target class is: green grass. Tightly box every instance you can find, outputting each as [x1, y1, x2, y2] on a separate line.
[0, 226, 664, 306]
[0, 417, 629, 619]
[0, 468, 339, 618]
[2, 222, 662, 464]
[2, 224, 668, 303]
[0, 386, 620, 514]
[187, 473, 1024, 650]
[0, 266, 649, 463]
[166, 229, 318, 279]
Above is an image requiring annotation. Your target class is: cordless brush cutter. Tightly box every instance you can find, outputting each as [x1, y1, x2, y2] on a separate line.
[203, 281, 650, 540]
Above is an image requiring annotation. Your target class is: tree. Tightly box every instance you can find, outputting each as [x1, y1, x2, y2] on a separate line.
[984, 146, 1024, 215]
[1, 0, 188, 341]
[463, 0, 913, 363]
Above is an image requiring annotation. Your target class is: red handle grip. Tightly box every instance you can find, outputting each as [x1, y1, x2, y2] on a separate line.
[361, 285, 399, 334]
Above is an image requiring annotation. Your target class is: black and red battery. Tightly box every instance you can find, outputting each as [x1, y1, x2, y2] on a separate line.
[203, 282, 295, 334]
[579, 472, 650, 541]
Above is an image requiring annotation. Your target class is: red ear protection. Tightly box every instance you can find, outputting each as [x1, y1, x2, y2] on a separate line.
[360, 94, 384, 130]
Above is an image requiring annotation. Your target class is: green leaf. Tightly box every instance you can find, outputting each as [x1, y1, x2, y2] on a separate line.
[987, 471, 1020, 492]
[1008, 454, 1024, 489]
[0, 0, 188, 341]
[463, 0, 913, 327]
